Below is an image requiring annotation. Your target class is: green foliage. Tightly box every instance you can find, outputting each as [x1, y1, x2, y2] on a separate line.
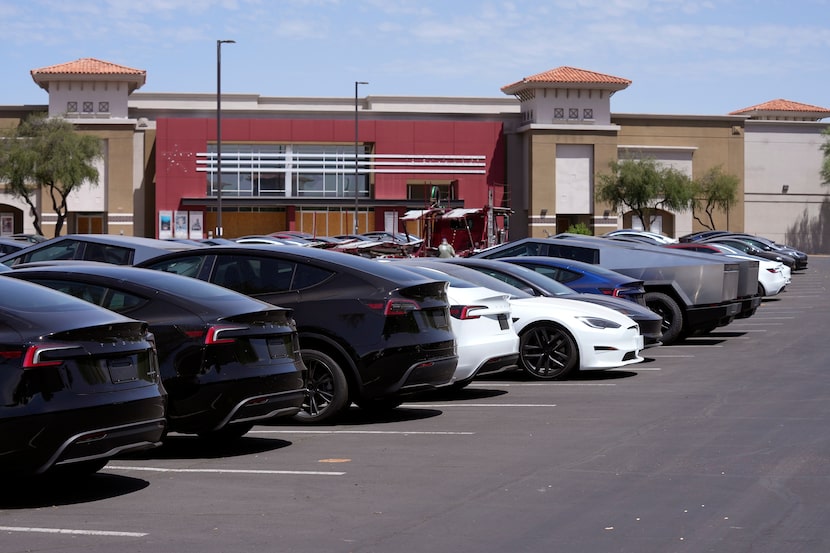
[692, 165, 740, 230]
[821, 127, 830, 186]
[0, 114, 102, 237]
[596, 157, 694, 232]
[566, 222, 592, 235]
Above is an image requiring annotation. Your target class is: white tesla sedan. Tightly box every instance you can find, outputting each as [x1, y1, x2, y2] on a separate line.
[394, 264, 520, 389]
[395, 260, 644, 381]
[704, 243, 790, 297]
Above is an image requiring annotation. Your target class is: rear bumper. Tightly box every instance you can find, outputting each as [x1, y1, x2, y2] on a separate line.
[1, 396, 167, 475]
[166, 371, 306, 434]
[685, 301, 743, 330]
[735, 295, 763, 319]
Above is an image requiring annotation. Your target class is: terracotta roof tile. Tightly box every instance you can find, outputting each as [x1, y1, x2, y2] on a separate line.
[730, 98, 830, 116]
[31, 57, 145, 77]
[502, 66, 631, 94]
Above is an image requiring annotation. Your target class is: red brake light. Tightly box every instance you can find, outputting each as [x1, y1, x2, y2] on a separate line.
[204, 325, 248, 345]
[364, 299, 421, 316]
[449, 305, 486, 320]
[598, 288, 615, 297]
[22, 344, 75, 369]
[384, 299, 420, 316]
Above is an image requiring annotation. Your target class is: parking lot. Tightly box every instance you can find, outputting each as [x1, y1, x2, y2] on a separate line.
[2, 256, 829, 553]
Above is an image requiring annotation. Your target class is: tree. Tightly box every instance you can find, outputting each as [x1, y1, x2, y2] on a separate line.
[596, 157, 695, 232]
[0, 114, 102, 237]
[691, 165, 739, 230]
[821, 127, 830, 186]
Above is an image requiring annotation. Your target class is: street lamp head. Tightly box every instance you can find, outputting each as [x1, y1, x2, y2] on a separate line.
[218, 39, 236, 45]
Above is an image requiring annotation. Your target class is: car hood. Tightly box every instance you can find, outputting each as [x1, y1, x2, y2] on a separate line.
[566, 294, 662, 321]
[507, 296, 639, 328]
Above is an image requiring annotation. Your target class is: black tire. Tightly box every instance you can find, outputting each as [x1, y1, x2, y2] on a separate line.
[519, 324, 578, 380]
[644, 291, 683, 345]
[758, 282, 766, 297]
[293, 349, 350, 424]
[198, 422, 254, 444]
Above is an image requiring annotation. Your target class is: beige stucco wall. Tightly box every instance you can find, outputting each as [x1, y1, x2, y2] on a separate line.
[612, 114, 746, 237]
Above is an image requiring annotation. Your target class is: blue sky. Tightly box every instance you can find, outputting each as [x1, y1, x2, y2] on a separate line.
[2, 0, 829, 115]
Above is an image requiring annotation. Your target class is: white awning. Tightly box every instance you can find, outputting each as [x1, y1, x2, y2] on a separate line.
[401, 209, 438, 220]
[442, 208, 484, 219]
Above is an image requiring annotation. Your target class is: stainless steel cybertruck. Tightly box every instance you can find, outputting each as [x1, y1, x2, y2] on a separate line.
[474, 234, 760, 345]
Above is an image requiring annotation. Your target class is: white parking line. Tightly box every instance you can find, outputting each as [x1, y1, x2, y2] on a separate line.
[104, 466, 344, 476]
[469, 382, 616, 387]
[250, 430, 474, 435]
[0, 526, 147, 537]
[404, 403, 559, 408]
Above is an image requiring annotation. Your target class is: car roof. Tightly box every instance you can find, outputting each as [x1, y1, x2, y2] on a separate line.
[137, 244, 444, 286]
[0, 234, 202, 265]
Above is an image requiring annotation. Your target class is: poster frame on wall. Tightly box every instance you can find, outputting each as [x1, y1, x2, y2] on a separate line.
[188, 211, 204, 240]
[159, 210, 173, 239]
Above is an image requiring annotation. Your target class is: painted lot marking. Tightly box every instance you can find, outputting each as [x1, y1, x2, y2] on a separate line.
[469, 382, 616, 387]
[405, 403, 559, 408]
[104, 466, 344, 476]
[0, 526, 147, 537]
[250, 430, 474, 436]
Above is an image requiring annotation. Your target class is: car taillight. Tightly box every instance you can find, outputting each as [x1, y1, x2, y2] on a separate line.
[449, 305, 486, 320]
[598, 287, 618, 297]
[197, 325, 249, 345]
[21, 343, 82, 369]
[365, 299, 421, 316]
[766, 268, 781, 274]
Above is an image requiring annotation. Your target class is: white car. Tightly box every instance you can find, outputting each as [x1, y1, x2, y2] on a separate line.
[706, 243, 790, 296]
[392, 264, 520, 388]
[399, 260, 644, 380]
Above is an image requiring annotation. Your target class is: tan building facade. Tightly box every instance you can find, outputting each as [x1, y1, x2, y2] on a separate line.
[1, 60, 828, 252]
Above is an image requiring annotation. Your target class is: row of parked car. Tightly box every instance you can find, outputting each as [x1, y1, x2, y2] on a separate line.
[0, 227, 806, 477]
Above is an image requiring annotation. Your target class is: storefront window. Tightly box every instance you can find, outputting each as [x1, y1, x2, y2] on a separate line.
[203, 143, 369, 199]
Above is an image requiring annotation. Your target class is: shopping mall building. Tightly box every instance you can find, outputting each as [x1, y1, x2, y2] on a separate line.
[2, 58, 828, 251]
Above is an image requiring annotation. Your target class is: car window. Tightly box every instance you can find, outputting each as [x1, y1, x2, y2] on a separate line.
[146, 255, 206, 278]
[556, 268, 581, 284]
[292, 262, 333, 290]
[9, 239, 81, 266]
[84, 243, 132, 265]
[24, 278, 147, 313]
[485, 242, 540, 258]
[521, 263, 561, 282]
[472, 267, 529, 291]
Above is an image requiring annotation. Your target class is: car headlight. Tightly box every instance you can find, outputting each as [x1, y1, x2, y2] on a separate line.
[577, 316, 621, 329]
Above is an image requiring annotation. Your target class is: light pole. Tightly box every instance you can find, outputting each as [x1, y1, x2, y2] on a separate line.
[216, 39, 235, 237]
[354, 81, 368, 235]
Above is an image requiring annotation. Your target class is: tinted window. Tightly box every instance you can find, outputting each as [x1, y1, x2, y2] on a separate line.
[0, 277, 102, 313]
[292, 263, 333, 289]
[10, 239, 81, 265]
[84, 243, 132, 264]
[147, 255, 206, 278]
[24, 278, 148, 314]
[547, 244, 599, 264]
[557, 268, 581, 284]
[485, 242, 541, 258]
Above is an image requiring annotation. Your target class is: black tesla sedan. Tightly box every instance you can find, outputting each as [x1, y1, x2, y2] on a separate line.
[5, 264, 307, 441]
[137, 244, 458, 423]
[0, 276, 166, 477]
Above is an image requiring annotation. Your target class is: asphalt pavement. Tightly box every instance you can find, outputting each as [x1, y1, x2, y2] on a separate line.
[2, 256, 829, 553]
